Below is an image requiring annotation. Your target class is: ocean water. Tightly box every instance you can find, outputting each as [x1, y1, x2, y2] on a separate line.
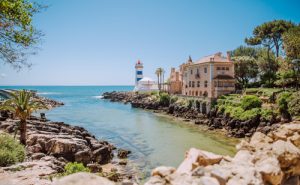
[0, 86, 238, 176]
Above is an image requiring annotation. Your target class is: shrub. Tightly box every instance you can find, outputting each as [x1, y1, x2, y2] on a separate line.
[188, 99, 194, 109]
[239, 108, 261, 121]
[261, 108, 276, 120]
[159, 93, 170, 106]
[241, 95, 262, 110]
[0, 134, 25, 167]
[277, 92, 292, 114]
[229, 107, 244, 119]
[170, 96, 178, 104]
[288, 92, 300, 117]
[64, 162, 90, 176]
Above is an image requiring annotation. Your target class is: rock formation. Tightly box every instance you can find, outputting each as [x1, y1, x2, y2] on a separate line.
[145, 121, 300, 185]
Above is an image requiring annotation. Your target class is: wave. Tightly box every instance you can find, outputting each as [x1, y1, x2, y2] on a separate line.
[37, 92, 61, 95]
[92, 95, 103, 99]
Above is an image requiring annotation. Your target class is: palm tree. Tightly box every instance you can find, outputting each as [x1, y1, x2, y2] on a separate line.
[155, 68, 162, 90]
[0, 90, 46, 145]
[161, 68, 165, 91]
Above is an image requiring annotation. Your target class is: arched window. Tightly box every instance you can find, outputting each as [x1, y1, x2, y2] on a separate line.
[203, 91, 208, 97]
[195, 91, 198, 96]
[204, 81, 208, 87]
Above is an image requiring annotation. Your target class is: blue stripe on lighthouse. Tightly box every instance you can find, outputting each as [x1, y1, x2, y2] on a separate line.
[137, 78, 142, 81]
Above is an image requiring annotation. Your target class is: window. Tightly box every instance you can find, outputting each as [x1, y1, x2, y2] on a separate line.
[204, 80, 208, 87]
[204, 67, 207, 73]
[195, 91, 198, 96]
[190, 69, 193, 75]
[186, 92, 187, 95]
[217, 67, 221, 70]
[197, 81, 200, 87]
[197, 68, 199, 74]
[203, 91, 208, 97]
[226, 67, 229, 71]
[189, 81, 191, 87]
[137, 71, 143, 75]
[192, 81, 195, 88]
[222, 67, 225, 70]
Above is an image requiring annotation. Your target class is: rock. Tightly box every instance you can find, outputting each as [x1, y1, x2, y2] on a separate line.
[176, 148, 222, 174]
[87, 163, 102, 173]
[119, 160, 128, 165]
[198, 176, 220, 185]
[92, 146, 113, 164]
[74, 150, 92, 165]
[117, 149, 131, 159]
[31, 152, 46, 160]
[255, 156, 283, 185]
[151, 166, 176, 177]
[52, 172, 115, 185]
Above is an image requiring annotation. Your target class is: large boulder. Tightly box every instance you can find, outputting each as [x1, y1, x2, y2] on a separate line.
[52, 172, 115, 185]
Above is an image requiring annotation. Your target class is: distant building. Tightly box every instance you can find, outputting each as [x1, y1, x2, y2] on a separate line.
[134, 60, 158, 92]
[169, 52, 235, 98]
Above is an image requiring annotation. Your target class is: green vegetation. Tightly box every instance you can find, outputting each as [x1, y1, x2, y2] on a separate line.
[0, 90, 46, 145]
[0, 133, 25, 167]
[240, 95, 262, 110]
[63, 162, 90, 176]
[0, 0, 44, 69]
[158, 92, 170, 106]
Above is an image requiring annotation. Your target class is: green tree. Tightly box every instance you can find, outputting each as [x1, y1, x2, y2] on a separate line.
[155, 68, 164, 91]
[0, 0, 44, 69]
[282, 25, 300, 59]
[245, 20, 295, 57]
[0, 90, 46, 145]
[256, 48, 279, 86]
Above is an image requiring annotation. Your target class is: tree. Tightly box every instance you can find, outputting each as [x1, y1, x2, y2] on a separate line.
[232, 56, 258, 88]
[155, 68, 164, 91]
[245, 20, 295, 57]
[256, 48, 279, 86]
[0, 0, 44, 69]
[282, 25, 300, 59]
[275, 58, 297, 88]
[230, 46, 259, 88]
[0, 90, 46, 145]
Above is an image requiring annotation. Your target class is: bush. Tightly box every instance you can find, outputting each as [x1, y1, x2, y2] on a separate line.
[277, 92, 292, 114]
[288, 92, 300, 117]
[159, 93, 170, 106]
[169, 96, 178, 104]
[261, 108, 276, 120]
[239, 108, 261, 121]
[188, 99, 194, 109]
[241, 95, 262, 110]
[64, 162, 90, 176]
[0, 134, 25, 167]
[229, 107, 244, 119]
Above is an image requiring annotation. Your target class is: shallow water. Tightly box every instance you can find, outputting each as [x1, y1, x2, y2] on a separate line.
[0, 86, 238, 175]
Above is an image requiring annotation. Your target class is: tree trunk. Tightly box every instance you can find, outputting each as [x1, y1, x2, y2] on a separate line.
[19, 119, 27, 145]
[162, 73, 164, 91]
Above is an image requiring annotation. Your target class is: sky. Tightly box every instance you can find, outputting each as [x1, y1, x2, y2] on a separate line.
[1, 0, 300, 86]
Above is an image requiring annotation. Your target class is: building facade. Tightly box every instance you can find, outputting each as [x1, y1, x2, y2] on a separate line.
[169, 67, 182, 94]
[169, 52, 235, 99]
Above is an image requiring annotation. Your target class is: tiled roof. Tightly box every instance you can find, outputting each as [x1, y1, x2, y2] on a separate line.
[194, 52, 229, 64]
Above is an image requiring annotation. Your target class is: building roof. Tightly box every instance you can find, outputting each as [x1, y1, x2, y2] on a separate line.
[138, 77, 156, 84]
[213, 75, 235, 80]
[194, 52, 229, 64]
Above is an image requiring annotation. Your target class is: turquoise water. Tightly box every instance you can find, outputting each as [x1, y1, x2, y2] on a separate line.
[0, 86, 237, 175]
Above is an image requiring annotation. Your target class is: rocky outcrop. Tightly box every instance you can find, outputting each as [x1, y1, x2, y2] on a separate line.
[0, 119, 114, 165]
[145, 121, 300, 185]
[52, 172, 116, 185]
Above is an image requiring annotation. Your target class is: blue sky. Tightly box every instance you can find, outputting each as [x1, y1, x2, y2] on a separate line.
[1, 0, 300, 85]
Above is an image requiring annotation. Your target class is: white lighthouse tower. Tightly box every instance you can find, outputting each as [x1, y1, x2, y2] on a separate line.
[135, 60, 143, 86]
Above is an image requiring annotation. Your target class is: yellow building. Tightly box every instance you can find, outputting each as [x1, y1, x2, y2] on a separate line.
[169, 52, 235, 99]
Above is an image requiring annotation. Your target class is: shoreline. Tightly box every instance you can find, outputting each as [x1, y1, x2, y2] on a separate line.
[102, 91, 282, 138]
[0, 92, 138, 184]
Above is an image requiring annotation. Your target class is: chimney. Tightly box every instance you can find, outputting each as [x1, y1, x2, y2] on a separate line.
[226, 51, 231, 61]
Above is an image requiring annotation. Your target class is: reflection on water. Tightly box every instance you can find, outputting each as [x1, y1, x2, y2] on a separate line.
[0, 86, 239, 176]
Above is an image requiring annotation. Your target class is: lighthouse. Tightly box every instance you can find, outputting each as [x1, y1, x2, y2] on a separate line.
[135, 60, 143, 86]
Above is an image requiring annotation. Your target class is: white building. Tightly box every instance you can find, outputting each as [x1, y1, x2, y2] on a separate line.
[133, 60, 158, 92]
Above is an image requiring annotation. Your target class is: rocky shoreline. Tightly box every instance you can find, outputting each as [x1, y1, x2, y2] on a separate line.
[102, 91, 282, 138]
[145, 121, 300, 185]
[0, 93, 136, 185]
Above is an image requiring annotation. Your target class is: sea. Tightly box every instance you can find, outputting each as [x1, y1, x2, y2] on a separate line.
[0, 86, 238, 176]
